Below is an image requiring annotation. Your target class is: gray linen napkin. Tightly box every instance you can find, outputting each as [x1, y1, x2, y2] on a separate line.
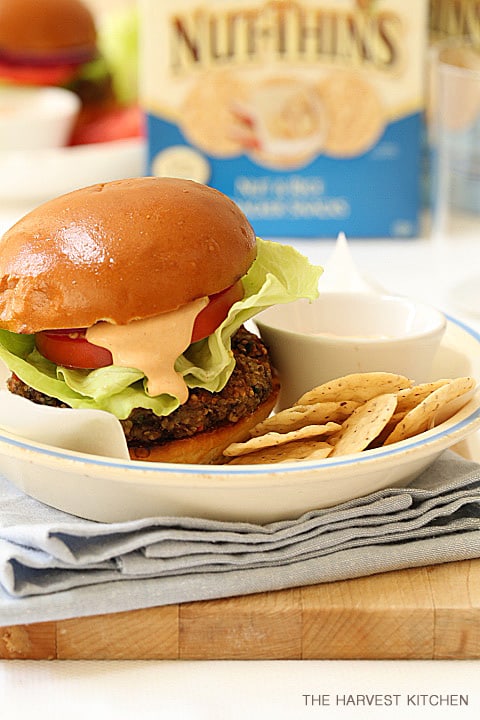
[1, 449, 480, 626]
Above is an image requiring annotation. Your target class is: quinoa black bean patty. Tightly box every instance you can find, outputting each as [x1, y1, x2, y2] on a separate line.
[7, 327, 275, 453]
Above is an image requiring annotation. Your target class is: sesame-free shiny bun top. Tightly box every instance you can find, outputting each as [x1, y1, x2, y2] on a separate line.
[0, 177, 257, 333]
[0, 0, 97, 57]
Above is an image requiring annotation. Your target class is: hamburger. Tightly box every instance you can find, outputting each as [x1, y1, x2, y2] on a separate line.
[0, 177, 321, 464]
[0, 0, 142, 144]
[0, 0, 101, 93]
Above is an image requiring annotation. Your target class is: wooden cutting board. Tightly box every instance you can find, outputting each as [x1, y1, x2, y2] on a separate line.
[1, 558, 480, 660]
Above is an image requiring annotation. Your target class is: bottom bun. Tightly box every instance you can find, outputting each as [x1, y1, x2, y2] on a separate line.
[129, 377, 280, 464]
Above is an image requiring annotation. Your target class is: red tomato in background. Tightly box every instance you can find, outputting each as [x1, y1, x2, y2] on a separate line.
[69, 104, 144, 145]
[35, 282, 244, 370]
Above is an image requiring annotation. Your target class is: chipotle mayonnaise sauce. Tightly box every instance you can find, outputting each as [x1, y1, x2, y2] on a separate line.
[86, 297, 209, 401]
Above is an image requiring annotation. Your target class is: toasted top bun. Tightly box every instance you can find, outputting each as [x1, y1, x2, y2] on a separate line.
[0, 177, 257, 333]
[0, 0, 96, 58]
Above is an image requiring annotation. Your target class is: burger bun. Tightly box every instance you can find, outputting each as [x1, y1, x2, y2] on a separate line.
[0, 177, 257, 333]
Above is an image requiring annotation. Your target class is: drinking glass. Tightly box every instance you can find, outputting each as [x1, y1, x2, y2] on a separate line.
[429, 39, 480, 316]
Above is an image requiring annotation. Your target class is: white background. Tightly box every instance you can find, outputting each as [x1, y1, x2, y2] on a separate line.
[1, 658, 480, 719]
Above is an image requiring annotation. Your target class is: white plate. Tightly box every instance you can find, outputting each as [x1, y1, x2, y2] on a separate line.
[0, 138, 146, 203]
[0, 315, 480, 524]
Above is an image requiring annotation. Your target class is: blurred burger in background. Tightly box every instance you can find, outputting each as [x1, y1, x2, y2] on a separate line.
[0, 0, 143, 145]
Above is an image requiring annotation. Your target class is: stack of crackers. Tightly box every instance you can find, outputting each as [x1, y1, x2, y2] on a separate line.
[223, 372, 476, 465]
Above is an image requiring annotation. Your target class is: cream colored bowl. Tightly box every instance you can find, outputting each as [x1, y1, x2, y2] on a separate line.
[0, 86, 80, 151]
[256, 292, 447, 409]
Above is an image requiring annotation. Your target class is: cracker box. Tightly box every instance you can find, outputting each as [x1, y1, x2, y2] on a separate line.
[139, 0, 428, 238]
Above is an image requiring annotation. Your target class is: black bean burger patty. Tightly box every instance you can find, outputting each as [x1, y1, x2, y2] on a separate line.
[7, 327, 274, 450]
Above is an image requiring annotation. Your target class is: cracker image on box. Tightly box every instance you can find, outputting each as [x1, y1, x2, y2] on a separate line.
[316, 70, 386, 158]
[140, 0, 427, 238]
[180, 71, 329, 168]
[246, 75, 329, 168]
[181, 70, 251, 158]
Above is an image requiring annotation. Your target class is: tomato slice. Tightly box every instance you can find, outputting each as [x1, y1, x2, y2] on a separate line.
[35, 281, 244, 369]
[191, 280, 244, 344]
[35, 328, 113, 370]
[0, 61, 79, 86]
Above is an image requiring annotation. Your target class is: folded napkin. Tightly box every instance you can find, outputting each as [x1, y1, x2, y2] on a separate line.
[1, 450, 480, 626]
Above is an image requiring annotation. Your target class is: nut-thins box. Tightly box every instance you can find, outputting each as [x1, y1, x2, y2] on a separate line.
[139, 0, 428, 238]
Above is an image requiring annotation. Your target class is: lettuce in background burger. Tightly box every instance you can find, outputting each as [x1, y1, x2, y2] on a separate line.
[0, 177, 321, 464]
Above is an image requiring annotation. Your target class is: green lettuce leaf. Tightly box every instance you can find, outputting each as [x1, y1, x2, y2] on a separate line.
[0, 239, 322, 419]
[97, 5, 139, 106]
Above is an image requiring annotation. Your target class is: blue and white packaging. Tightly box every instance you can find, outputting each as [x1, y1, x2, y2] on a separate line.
[140, 0, 428, 238]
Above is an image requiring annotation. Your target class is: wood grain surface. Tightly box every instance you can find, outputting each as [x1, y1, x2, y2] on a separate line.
[1, 558, 480, 660]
